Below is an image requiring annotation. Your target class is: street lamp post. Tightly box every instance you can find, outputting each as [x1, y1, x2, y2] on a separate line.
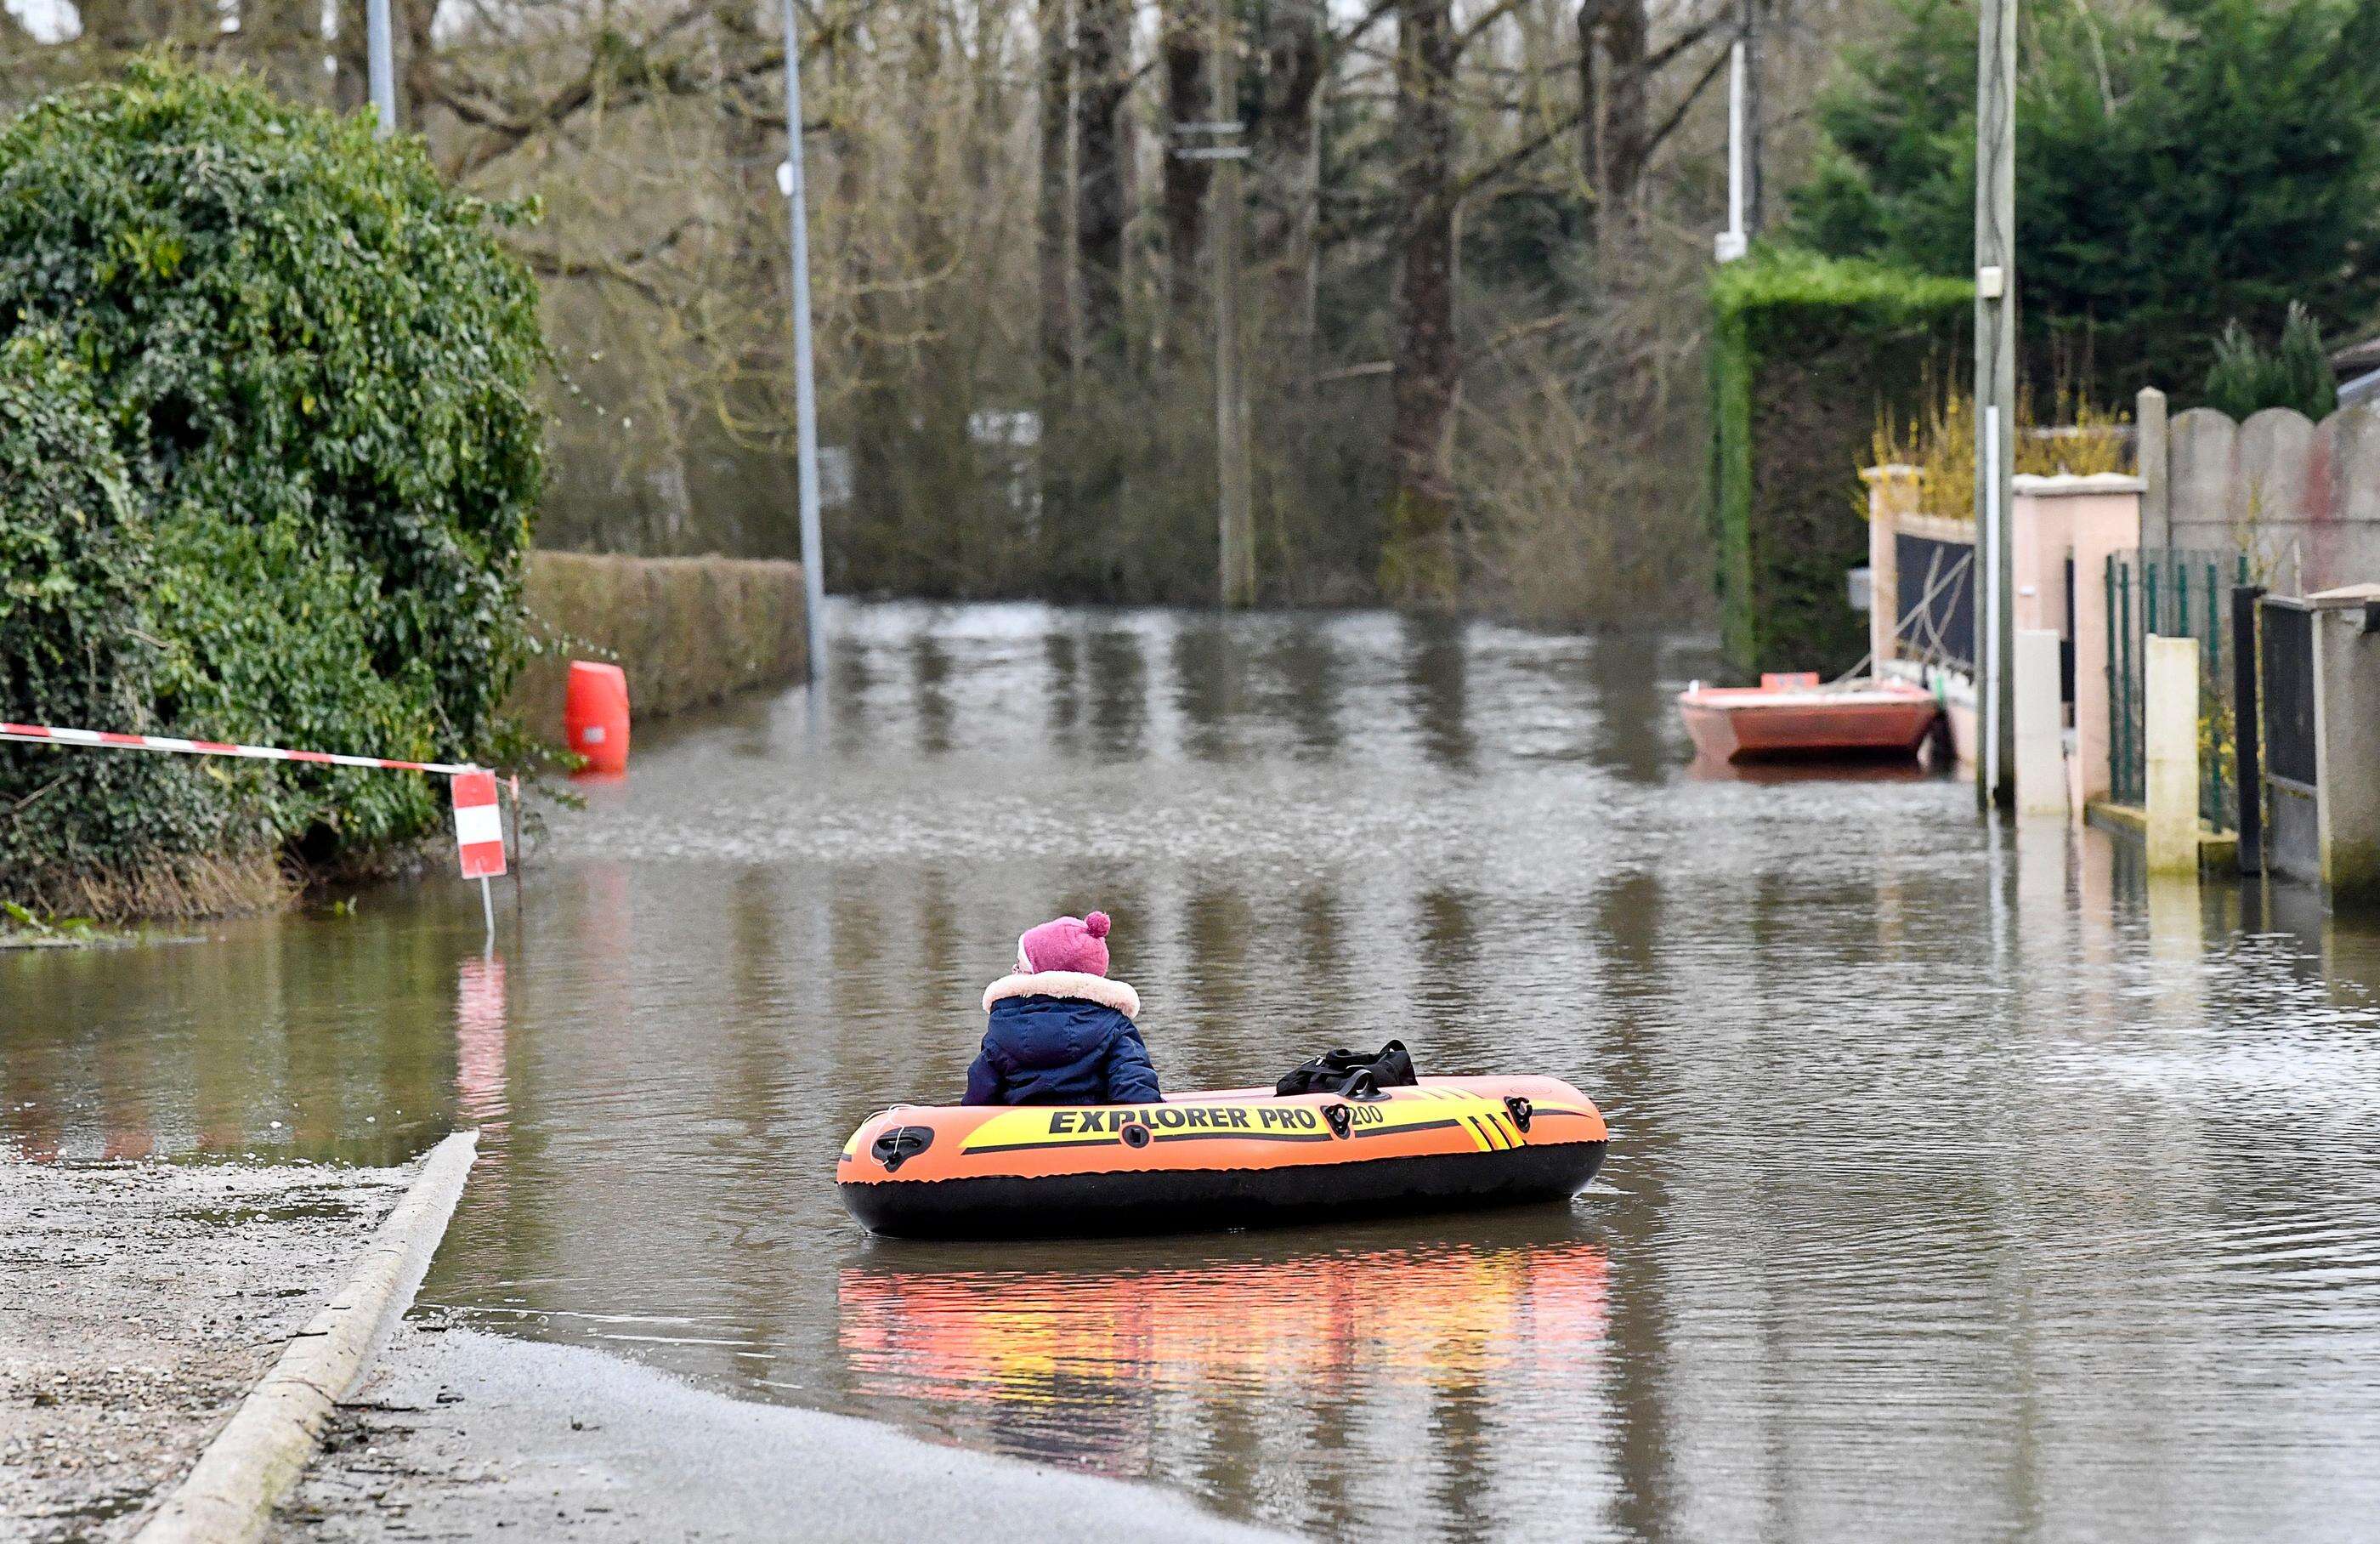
[780, 0, 828, 683]
[366, 0, 395, 138]
[1714, 36, 1747, 263]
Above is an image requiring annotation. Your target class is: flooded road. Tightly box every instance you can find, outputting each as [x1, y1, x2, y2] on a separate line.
[9, 601, 2380, 1540]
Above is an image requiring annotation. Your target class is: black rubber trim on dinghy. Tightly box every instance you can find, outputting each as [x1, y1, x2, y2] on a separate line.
[838, 1139, 1607, 1240]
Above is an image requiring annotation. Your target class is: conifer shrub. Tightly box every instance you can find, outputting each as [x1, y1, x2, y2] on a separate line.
[1790, 0, 2380, 400]
[2202, 304, 2340, 423]
[0, 62, 544, 916]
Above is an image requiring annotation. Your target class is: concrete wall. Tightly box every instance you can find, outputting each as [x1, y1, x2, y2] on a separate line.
[2159, 400, 2380, 593]
[511, 552, 808, 740]
[2312, 604, 2380, 902]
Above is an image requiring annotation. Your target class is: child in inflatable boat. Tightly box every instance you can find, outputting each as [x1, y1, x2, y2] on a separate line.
[963, 911, 1164, 1106]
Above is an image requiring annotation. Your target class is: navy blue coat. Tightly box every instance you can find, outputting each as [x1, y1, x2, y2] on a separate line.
[963, 995, 1164, 1106]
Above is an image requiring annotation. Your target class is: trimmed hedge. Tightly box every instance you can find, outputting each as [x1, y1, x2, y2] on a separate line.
[1708, 249, 1971, 676]
[511, 553, 809, 732]
[0, 63, 544, 917]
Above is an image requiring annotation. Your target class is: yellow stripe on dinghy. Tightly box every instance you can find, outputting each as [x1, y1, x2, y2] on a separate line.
[955, 1088, 1550, 1155]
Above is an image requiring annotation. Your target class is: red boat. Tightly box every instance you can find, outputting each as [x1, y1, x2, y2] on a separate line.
[1678, 673, 1940, 763]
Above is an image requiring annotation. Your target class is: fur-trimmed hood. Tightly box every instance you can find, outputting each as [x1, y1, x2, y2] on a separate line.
[982, 970, 1141, 1020]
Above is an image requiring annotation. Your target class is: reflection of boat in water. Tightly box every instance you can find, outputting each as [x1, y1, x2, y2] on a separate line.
[1686, 752, 1941, 786]
[838, 1076, 1606, 1239]
[836, 1233, 1611, 1471]
[1677, 673, 1940, 763]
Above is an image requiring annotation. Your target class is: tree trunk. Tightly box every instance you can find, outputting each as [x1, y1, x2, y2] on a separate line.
[79, 0, 204, 50]
[1038, 0, 1074, 384]
[330, 0, 370, 114]
[1074, 0, 1130, 370]
[829, 14, 902, 582]
[235, 0, 315, 101]
[1600, 0, 1648, 234]
[1576, 0, 1607, 241]
[1383, 0, 1459, 606]
[1161, 2, 1211, 333]
[904, 1, 979, 588]
[1254, 0, 1323, 351]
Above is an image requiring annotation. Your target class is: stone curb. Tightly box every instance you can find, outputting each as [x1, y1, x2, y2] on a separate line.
[133, 1129, 480, 1544]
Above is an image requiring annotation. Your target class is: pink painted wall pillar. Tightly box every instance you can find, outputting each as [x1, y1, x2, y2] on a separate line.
[2011, 473, 2142, 804]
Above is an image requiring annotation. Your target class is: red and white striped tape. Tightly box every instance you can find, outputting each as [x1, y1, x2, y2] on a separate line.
[0, 720, 478, 776]
[3, 718, 504, 883]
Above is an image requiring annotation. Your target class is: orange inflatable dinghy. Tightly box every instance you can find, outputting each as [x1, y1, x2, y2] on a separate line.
[837, 1075, 1607, 1238]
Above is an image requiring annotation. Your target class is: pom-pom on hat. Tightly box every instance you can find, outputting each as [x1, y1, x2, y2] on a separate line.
[1017, 911, 1113, 978]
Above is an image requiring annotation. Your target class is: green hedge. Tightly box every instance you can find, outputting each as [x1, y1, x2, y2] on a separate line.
[511, 552, 808, 732]
[0, 63, 544, 917]
[1708, 249, 1971, 677]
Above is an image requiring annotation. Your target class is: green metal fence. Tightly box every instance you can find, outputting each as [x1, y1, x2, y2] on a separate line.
[2105, 549, 2252, 829]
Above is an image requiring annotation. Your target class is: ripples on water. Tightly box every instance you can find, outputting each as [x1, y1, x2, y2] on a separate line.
[8, 601, 2380, 1541]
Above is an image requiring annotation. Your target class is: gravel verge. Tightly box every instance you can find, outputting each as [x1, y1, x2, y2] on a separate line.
[0, 1156, 411, 1541]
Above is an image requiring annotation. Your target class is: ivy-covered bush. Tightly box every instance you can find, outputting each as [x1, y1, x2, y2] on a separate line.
[1709, 249, 1971, 678]
[0, 62, 544, 916]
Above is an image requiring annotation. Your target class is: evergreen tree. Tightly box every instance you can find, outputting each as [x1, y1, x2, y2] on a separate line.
[2204, 304, 2341, 420]
[1791, 0, 2380, 400]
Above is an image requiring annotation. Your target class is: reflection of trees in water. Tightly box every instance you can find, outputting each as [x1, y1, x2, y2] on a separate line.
[835, 1235, 1611, 1531]
[826, 626, 879, 759]
[1086, 626, 1150, 760]
[1414, 886, 1486, 1063]
[1576, 633, 1677, 787]
[1182, 886, 1257, 1049]
[1402, 613, 1474, 774]
[1266, 618, 1345, 760]
[1293, 886, 1351, 1025]
[1169, 617, 1240, 764]
[909, 633, 955, 758]
[1043, 631, 1084, 756]
[1585, 868, 1677, 1544]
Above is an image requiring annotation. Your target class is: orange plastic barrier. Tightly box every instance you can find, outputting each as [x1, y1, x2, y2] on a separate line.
[838, 1075, 1608, 1238]
[563, 660, 631, 774]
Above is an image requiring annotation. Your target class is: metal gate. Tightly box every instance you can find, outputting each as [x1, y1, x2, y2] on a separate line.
[2105, 550, 2251, 827]
[1895, 531, 1975, 672]
[2258, 598, 2319, 882]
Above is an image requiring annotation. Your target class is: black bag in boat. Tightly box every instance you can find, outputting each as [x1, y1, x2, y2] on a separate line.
[1274, 1040, 1418, 1098]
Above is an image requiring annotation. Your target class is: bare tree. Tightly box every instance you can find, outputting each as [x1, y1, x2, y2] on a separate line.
[3, 0, 1789, 623]
[1383, 0, 1459, 605]
[1160, 0, 1211, 332]
[1038, 0, 1074, 384]
[1074, 0, 1130, 369]
[1253, 0, 1324, 351]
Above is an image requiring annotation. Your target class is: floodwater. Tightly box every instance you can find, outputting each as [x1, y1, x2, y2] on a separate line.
[8, 601, 2380, 1541]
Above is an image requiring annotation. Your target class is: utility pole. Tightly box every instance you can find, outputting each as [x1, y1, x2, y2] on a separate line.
[1176, 7, 1253, 606]
[779, 0, 828, 683]
[366, 0, 395, 138]
[1211, 4, 1254, 607]
[1975, 0, 2017, 809]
